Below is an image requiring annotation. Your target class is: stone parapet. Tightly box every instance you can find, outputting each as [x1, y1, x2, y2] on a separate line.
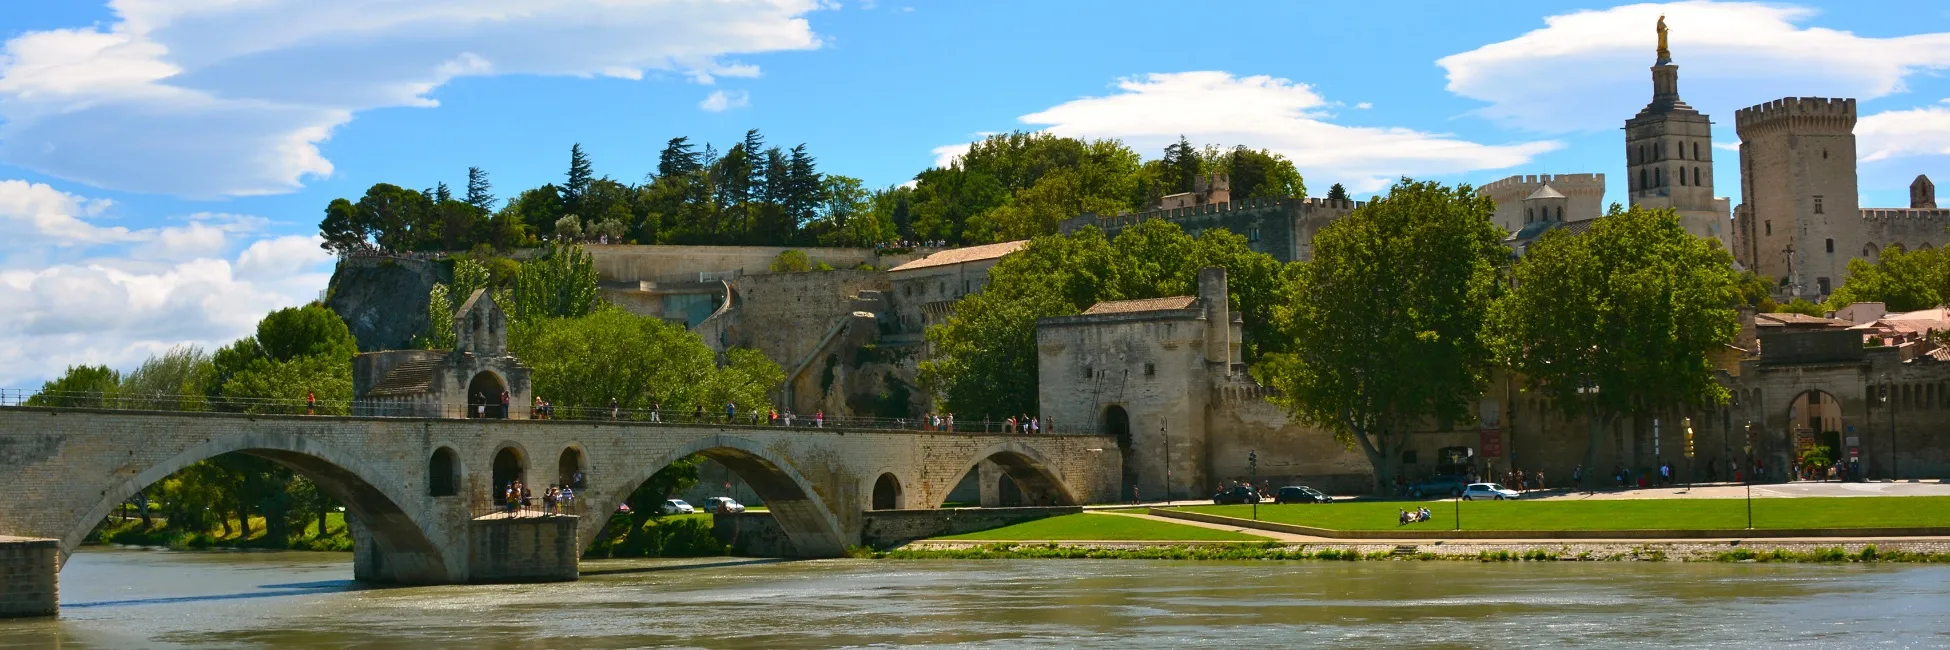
[1735, 97, 1857, 138]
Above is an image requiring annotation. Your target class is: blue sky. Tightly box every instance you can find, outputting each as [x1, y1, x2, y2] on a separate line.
[5, 0, 1950, 385]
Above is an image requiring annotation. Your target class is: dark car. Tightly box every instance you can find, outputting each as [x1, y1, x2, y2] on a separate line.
[1409, 475, 1467, 498]
[1212, 485, 1260, 505]
[1275, 486, 1332, 504]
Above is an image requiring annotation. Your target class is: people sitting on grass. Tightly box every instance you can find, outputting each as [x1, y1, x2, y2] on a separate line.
[1398, 507, 1434, 526]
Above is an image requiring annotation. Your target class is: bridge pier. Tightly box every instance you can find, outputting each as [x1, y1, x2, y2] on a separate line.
[0, 537, 58, 618]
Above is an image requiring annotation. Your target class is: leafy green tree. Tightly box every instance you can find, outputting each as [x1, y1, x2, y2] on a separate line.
[812, 176, 893, 247]
[769, 249, 813, 273]
[656, 137, 702, 178]
[509, 242, 600, 322]
[1733, 270, 1778, 312]
[318, 198, 370, 254]
[511, 306, 779, 416]
[1825, 247, 1944, 312]
[1490, 204, 1738, 489]
[910, 132, 1143, 244]
[1326, 183, 1350, 202]
[120, 345, 213, 410]
[1222, 146, 1306, 199]
[1159, 136, 1202, 194]
[505, 185, 566, 238]
[1778, 298, 1826, 317]
[1256, 179, 1507, 493]
[29, 365, 121, 407]
[256, 304, 360, 363]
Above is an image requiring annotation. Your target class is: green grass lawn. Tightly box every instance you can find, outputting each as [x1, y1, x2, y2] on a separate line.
[1178, 496, 1950, 531]
[935, 513, 1268, 541]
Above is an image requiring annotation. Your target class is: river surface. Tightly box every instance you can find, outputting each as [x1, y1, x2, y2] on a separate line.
[3, 548, 1948, 648]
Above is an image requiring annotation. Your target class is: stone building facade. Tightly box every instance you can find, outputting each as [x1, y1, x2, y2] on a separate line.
[1478, 173, 1606, 233]
[1623, 35, 1732, 249]
[1731, 95, 1950, 299]
[353, 289, 532, 419]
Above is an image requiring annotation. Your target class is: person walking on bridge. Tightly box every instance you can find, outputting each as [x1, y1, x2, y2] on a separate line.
[306, 391, 316, 415]
[725, 401, 736, 424]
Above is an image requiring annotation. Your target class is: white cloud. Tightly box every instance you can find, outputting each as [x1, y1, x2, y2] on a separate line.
[1438, 1, 1950, 133]
[0, 0, 826, 197]
[699, 89, 751, 112]
[1859, 103, 1950, 163]
[986, 71, 1557, 192]
[931, 142, 972, 168]
[0, 181, 332, 386]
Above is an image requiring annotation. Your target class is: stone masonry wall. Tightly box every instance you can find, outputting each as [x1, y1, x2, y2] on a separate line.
[0, 537, 57, 618]
[468, 516, 578, 583]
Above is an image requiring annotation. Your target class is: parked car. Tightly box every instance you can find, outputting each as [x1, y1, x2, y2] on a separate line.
[700, 496, 746, 513]
[1274, 486, 1333, 504]
[1462, 483, 1521, 501]
[659, 499, 695, 515]
[1409, 475, 1468, 498]
[1212, 485, 1261, 505]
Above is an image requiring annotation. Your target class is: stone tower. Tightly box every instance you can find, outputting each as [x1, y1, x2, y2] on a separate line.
[1522, 183, 1568, 225]
[1733, 97, 1859, 299]
[1912, 175, 1936, 209]
[1624, 17, 1730, 248]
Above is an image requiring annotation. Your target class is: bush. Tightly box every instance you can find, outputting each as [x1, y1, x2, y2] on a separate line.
[769, 250, 813, 273]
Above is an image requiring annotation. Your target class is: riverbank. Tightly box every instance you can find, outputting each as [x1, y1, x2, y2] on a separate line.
[884, 539, 1950, 562]
[89, 515, 353, 552]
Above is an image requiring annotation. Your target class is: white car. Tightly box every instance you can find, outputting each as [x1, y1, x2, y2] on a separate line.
[700, 496, 746, 513]
[1461, 483, 1520, 501]
[658, 499, 695, 515]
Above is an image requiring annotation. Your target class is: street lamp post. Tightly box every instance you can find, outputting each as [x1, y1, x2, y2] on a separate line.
[1883, 374, 1897, 482]
[1161, 419, 1172, 502]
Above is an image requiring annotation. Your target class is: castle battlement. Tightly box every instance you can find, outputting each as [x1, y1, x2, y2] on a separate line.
[1861, 208, 1950, 222]
[1478, 173, 1606, 195]
[1735, 97, 1857, 138]
[1095, 196, 1363, 227]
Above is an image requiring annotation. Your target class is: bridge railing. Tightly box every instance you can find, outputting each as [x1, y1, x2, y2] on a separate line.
[0, 389, 1093, 435]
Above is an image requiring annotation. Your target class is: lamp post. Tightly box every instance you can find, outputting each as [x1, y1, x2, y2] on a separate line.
[1161, 419, 1172, 502]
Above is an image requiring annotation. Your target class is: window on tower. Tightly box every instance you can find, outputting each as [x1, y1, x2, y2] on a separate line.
[1814, 195, 1824, 214]
[1765, 221, 1772, 236]
[1640, 168, 1648, 190]
[1656, 168, 1663, 186]
[1826, 239, 1835, 253]
[1679, 142, 1686, 159]
[1694, 142, 1701, 160]
[1694, 167, 1702, 186]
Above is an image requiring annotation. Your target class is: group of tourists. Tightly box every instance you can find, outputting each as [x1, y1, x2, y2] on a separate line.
[1003, 415, 1042, 434]
[1398, 506, 1434, 525]
[467, 390, 511, 419]
[531, 395, 556, 419]
[500, 480, 578, 516]
[766, 408, 826, 427]
[919, 412, 954, 431]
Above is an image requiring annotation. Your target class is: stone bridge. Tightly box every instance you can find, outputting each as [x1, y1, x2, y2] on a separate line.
[0, 408, 1119, 587]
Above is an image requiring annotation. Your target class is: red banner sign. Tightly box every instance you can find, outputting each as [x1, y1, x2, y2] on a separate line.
[1480, 429, 1503, 459]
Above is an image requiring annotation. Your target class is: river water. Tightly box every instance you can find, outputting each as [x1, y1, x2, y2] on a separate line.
[3, 548, 1948, 648]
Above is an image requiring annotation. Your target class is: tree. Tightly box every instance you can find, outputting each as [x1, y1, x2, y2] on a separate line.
[769, 249, 813, 273]
[509, 241, 600, 322]
[256, 304, 360, 363]
[554, 215, 585, 241]
[1256, 179, 1507, 493]
[120, 345, 213, 410]
[510, 305, 779, 416]
[465, 166, 497, 214]
[564, 143, 594, 211]
[656, 137, 702, 179]
[212, 304, 359, 414]
[1326, 183, 1350, 202]
[29, 365, 121, 407]
[318, 198, 369, 254]
[505, 185, 566, 238]
[1491, 204, 1739, 490]
[423, 258, 491, 349]
[1826, 247, 1944, 312]
[1224, 147, 1306, 200]
[1160, 136, 1202, 194]
[812, 176, 893, 247]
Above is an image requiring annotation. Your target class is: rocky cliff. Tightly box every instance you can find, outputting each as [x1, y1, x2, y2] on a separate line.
[326, 257, 449, 352]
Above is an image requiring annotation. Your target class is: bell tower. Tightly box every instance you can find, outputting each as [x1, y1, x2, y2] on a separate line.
[1625, 15, 1730, 248]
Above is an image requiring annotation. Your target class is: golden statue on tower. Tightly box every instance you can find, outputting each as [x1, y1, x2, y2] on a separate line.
[1656, 14, 1671, 64]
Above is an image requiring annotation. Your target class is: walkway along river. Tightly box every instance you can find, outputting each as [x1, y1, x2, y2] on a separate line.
[3, 547, 1948, 647]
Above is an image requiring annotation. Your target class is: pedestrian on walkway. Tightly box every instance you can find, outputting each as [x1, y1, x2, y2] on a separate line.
[306, 391, 316, 415]
[610, 398, 619, 420]
[651, 402, 661, 423]
[499, 390, 510, 418]
[815, 410, 824, 428]
[726, 401, 736, 424]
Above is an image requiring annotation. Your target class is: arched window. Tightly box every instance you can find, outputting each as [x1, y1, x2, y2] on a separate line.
[1656, 168, 1663, 186]
[1640, 168, 1648, 190]
[1638, 145, 1646, 165]
[1694, 142, 1701, 160]
[1556, 206, 1563, 221]
[1679, 141, 1686, 159]
[1527, 208, 1534, 223]
[1680, 168, 1687, 186]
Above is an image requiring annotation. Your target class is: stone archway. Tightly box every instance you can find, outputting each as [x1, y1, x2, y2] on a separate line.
[1787, 389, 1846, 469]
[491, 444, 527, 502]
[1103, 405, 1135, 499]
[557, 446, 586, 490]
[467, 371, 508, 419]
[582, 436, 849, 558]
[935, 442, 1081, 508]
[60, 433, 454, 584]
[871, 472, 903, 510]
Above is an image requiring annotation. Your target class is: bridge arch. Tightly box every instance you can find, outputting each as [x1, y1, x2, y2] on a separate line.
[427, 446, 461, 497]
[869, 470, 907, 510]
[556, 443, 589, 490]
[65, 431, 454, 583]
[467, 370, 509, 419]
[580, 435, 848, 557]
[931, 441, 1080, 508]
